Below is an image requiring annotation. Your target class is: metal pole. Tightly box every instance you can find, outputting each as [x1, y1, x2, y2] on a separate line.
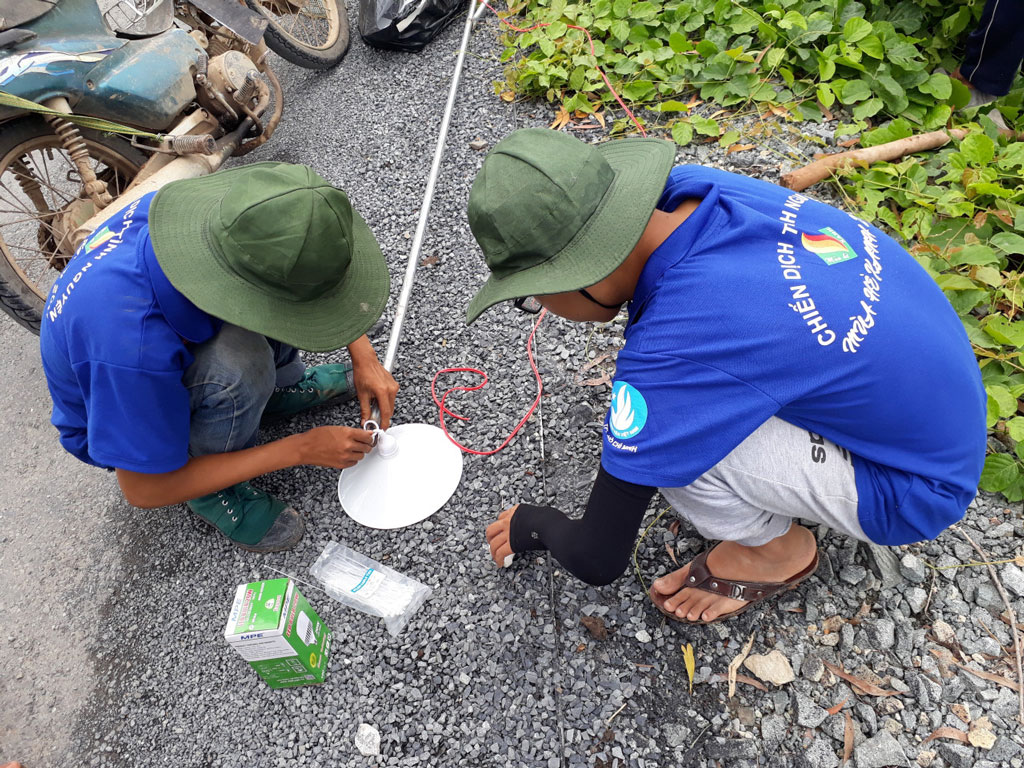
[382, 0, 487, 372]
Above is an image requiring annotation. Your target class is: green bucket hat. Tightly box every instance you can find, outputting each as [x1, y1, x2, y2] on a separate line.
[148, 162, 389, 352]
[465, 128, 675, 324]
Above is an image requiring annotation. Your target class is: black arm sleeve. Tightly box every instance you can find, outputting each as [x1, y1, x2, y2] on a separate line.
[508, 466, 656, 586]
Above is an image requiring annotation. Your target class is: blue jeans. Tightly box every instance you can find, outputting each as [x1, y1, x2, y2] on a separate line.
[962, 0, 1024, 96]
[183, 324, 306, 456]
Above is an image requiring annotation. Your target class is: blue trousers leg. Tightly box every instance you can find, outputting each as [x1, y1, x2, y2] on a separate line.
[184, 324, 305, 456]
[961, 0, 1024, 96]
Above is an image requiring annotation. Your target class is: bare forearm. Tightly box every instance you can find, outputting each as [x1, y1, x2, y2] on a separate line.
[117, 434, 307, 508]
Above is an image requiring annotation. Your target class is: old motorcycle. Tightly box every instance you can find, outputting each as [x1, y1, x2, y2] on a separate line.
[0, 0, 348, 332]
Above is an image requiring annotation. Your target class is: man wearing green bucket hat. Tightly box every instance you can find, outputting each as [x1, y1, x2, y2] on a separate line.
[39, 162, 396, 552]
[469, 128, 986, 624]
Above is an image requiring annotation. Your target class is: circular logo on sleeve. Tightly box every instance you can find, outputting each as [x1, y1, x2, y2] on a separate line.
[609, 381, 648, 439]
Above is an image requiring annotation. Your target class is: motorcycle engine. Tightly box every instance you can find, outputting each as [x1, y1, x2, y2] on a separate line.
[196, 50, 262, 118]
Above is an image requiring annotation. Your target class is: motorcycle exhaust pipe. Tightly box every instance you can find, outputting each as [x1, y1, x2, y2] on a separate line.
[71, 117, 254, 250]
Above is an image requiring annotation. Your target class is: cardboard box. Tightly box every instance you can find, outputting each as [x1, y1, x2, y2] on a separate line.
[224, 578, 332, 689]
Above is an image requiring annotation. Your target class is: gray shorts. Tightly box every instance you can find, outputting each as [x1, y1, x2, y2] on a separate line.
[659, 416, 868, 547]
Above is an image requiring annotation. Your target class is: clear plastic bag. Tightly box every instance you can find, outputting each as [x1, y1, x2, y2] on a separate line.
[309, 541, 432, 637]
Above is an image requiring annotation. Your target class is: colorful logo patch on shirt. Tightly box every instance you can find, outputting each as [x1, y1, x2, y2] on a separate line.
[801, 227, 857, 266]
[608, 380, 648, 440]
[84, 226, 115, 253]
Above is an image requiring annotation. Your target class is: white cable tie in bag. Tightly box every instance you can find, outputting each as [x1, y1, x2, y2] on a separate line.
[309, 541, 432, 637]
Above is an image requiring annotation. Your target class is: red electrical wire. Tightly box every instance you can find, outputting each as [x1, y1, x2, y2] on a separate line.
[431, 6, 645, 455]
[431, 309, 547, 455]
[476, 0, 647, 138]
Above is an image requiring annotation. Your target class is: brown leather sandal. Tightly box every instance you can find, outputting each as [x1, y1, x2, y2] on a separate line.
[651, 546, 820, 625]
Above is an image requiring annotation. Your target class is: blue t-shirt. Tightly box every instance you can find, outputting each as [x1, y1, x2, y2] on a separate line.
[601, 166, 986, 546]
[39, 193, 221, 473]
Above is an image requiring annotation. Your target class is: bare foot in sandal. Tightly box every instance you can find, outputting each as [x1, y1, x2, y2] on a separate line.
[650, 524, 818, 623]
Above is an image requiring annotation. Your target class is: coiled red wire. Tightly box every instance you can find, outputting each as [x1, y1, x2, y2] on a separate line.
[433, 2, 645, 454]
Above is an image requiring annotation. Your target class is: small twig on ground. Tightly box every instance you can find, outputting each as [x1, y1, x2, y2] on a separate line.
[922, 566, 937, 616]
[606, 701, 628, 725]
[957, 527, 1024, 726]
[780, 126, 1022, 191]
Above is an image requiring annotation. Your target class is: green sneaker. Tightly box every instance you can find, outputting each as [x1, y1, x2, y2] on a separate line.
[187, 482, 304, 552]
[262, 364, 355, 422]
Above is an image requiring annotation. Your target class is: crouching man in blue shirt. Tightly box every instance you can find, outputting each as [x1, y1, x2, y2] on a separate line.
[40, 163, 397, 552]
[467, 129, 987, 624]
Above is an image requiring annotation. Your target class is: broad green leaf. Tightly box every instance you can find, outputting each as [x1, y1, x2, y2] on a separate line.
[949, 244, 998, 266]
[671, 121, 694, 146]
[857, 35, 884, 59]
[611, 0, 630, 18]
[861, 118, 913, 148]
[778, 10, 807, 30]
[991, 232, 1024, 255]
[918, 72, 952, 100]
[696, 39, 718, 57]
[979, 453, 1020, 493]
[818, 56, 836, 81]
[843, 17, 873, 43]
[840, 79, 872, 104]
[988, 384, 1019, 418]
[654, 100, 691, 112]
[691, 116, 720, 136]
[1006, 416, 1024, 442]
[996, 143, 1024, 170]
[960, 133, 996, 166]
[949, 78, 972, 110]
[974, 266, 1004, 287]
[669, 31, 688, 54]
[852, 97, 883, 120]
[984, 316, 1024, 347]
[719, 130, 740, 147]
[622, 79, 655, 101]
[935, 273, 979, 291]
[545, 21, 567, 39]
[817, 84, 835, 108]
[922, 104, 952, 131]
[987, 394, 1001, 428]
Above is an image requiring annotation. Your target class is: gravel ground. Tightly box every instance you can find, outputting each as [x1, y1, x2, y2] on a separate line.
[2, 7, 1024, 768]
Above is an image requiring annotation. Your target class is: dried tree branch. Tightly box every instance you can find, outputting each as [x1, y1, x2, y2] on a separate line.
[957, 527, 1024, 727]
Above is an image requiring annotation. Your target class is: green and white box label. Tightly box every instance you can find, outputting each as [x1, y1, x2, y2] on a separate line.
[224, 578, 332, 689]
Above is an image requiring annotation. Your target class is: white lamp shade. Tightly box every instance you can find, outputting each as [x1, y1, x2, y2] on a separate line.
[338, 424, 463, 529]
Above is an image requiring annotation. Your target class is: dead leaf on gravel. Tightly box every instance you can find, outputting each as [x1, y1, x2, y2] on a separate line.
[712, 672, 768, 692]
[827, 698, 848, 716]
[682, 643, 695, 694]
[728, 633, 756, 698]
[930, 648, 1021, 692]
[922, 727, 969, 745]
[951, 703, 970, 723]
[842, 711, 854, 765]
[550, 106, 571, 130]
[743, 650, 795, 686]
[581, 372, 612, 387]
[580, 353, 611, 372]
[666, 542, 678, 566]
[581, 616, 608, 640]
[821, 660, 903, 697]
[593, 111, 606, 129]
[725, 143, 756, 155]
[668, 520, 680, 537]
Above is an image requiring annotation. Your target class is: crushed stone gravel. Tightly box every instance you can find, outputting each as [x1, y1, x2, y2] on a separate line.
[3, 8, 1024, 768]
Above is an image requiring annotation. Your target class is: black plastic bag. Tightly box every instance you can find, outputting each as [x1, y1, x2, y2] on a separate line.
[358, 0, 466, 52]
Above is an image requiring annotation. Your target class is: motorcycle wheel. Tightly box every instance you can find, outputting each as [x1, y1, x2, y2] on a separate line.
[247, 0, 351, 70]
[0, 116, 145, 333]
